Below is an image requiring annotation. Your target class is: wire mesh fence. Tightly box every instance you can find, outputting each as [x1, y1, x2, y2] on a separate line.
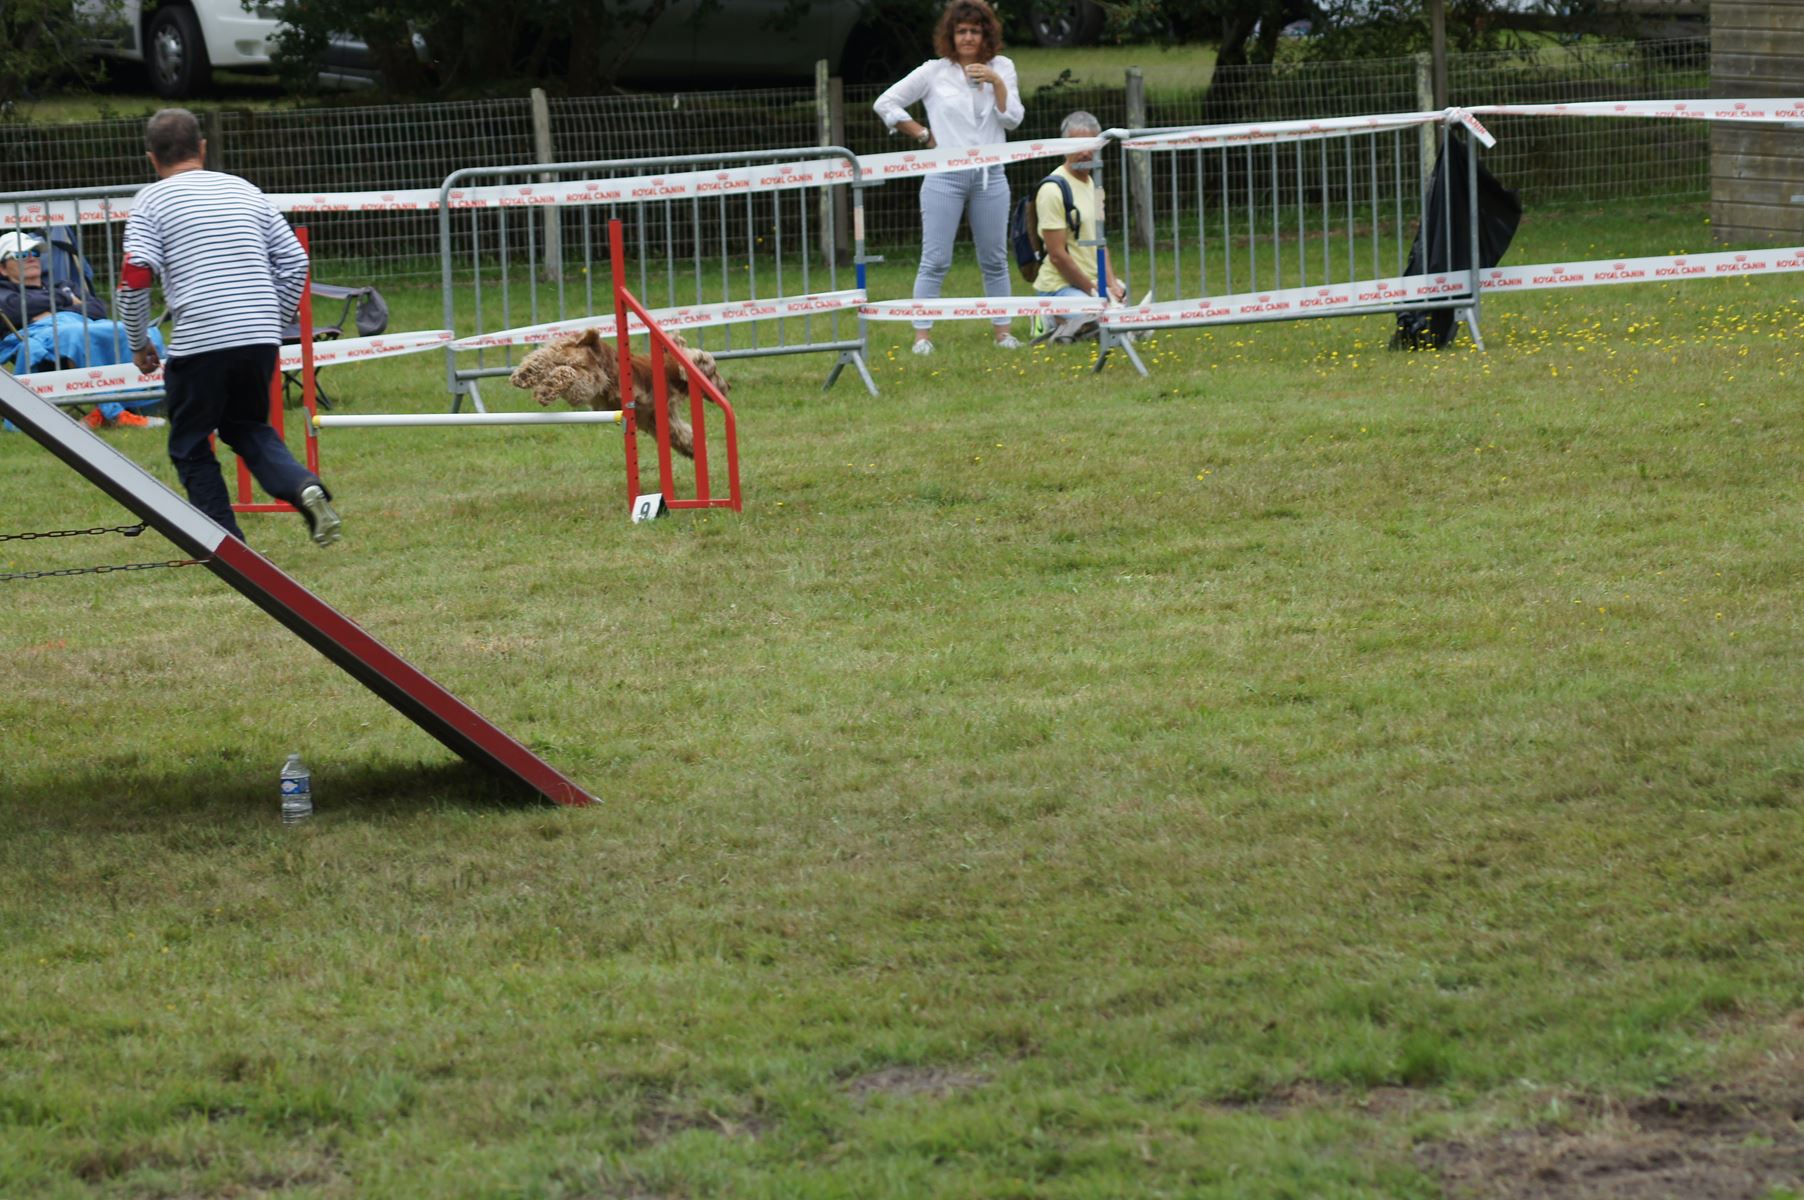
[0, 37, 1710, 285]
[1452, 37, 1712, 200]
[842, 78, 1129, 252]
[551, 88, 823, 164]
[1118, 128, 1434, 308]
[438, 149, 869, 412]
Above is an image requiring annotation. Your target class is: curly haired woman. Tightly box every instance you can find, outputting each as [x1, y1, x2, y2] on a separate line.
[873, 0, 1024, 354]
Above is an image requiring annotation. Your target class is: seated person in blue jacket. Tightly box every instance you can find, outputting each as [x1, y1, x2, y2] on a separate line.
[0, 231, 166, 429]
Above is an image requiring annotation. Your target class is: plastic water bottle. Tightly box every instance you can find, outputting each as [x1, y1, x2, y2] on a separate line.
[280, 753, 313, 824]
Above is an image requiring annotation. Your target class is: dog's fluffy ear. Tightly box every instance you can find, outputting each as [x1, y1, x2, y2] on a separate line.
[534, 363, 580, 407]
[510, 347, 553, 392]
[575, 328, 605, 355]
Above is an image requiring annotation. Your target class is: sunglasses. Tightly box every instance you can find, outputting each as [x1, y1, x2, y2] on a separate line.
[4, 249, 42, 260]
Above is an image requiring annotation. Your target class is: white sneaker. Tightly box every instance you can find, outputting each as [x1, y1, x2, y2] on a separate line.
[911, 339, 934, 356]
[994, 334, 1021, 350]
[297, 484, 342, 547]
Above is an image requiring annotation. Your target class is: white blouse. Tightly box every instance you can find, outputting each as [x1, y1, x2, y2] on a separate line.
[874, 56, 1025, 151]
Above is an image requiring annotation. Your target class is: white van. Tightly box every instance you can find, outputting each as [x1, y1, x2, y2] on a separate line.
[78, 0, 386, 98]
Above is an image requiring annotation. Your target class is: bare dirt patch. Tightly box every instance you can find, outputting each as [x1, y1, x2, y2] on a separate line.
[635, 1104, 766, 1144]
[1209, 1082, 1442, 1119]
[843, 1065, 989, 1102]
[1419, 1056, 1803, 1200]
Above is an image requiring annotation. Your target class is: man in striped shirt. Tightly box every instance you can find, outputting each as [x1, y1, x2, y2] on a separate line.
[120, 108, 342, 547]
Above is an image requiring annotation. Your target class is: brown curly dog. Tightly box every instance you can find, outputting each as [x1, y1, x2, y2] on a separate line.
[507, 328, 729, 459]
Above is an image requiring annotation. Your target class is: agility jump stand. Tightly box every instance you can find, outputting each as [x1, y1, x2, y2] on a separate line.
[0, 369, 595, 806]
[609, 218, 742, 518]
[231, 226, 324, 518]
[315, 220, 739, 520]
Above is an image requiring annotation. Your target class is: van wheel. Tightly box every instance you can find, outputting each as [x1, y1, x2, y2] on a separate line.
[147, 5, 212, 99]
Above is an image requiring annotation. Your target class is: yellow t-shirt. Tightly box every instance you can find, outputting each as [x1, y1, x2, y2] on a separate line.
[1032, 164, 1101, 295]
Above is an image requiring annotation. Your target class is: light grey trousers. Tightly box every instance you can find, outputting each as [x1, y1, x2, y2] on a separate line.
[913, 165, 1013, 331]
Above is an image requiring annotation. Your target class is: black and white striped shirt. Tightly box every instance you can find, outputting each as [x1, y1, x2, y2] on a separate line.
[120, 170, 308, 359]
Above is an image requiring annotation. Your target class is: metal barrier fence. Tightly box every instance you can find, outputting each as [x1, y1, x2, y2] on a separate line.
[1118, 120, 1430, 307]
[0, 185, 145, 382]
[0, 38, 1708, 281]
[437, 147, 875, 411]
[1101, 115, 1487, 365]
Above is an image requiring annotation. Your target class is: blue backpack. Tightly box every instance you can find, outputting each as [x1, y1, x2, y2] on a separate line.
[1010, 173, 1079, 283]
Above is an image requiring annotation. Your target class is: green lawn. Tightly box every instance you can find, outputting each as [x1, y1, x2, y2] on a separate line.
[5, 72, 295, 125]
[1009, 44, 1217, 97]
[2, 200, 1801, 1198]
[13, 42, 1218, 126]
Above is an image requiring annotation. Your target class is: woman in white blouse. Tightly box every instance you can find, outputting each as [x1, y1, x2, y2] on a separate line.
[873, 0, 1024, 355]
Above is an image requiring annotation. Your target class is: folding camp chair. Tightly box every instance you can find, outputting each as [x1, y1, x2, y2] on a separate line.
[280, 282, 389, 410]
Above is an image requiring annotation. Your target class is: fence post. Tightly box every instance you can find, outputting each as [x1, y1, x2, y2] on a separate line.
[830, 75, 851, 261]
[1125, 67, 1154, 268]
[1429, 0, 1449, 109]
[1415, 52, 1435, 197]
[530, 87, 562, 282]
[206, 109, 227, 173]
[816, 60, 850, 266]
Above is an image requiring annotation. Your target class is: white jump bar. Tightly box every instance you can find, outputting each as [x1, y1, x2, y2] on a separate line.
[315, 410, 623, 428]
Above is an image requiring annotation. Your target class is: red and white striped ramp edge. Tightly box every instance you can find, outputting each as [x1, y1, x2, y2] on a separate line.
[1092, 245, 1804, 331]
[451, 292, 865, 352]
[3, 136, 1108, 228]
[0, 368, 595, 807]
[18, 330, 451, 402]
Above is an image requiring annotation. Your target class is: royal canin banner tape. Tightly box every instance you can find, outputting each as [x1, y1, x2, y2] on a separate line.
[858, 295, 1109, 321]
[1119, 108, 1496, 151]
[450, 290, 867, 351]
[1097, 246, 1804, 331]
[1102, 273, 1474, 329]
[1467, 98, 1804, 122]
[11, 101, 1804, 230]
[20, 330, 452, 400]
[1479, 246, 1804, 291]
[2, 138, 1108, 228]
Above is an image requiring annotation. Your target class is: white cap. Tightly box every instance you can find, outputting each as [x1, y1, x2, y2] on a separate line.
[0, 231, 43, 261]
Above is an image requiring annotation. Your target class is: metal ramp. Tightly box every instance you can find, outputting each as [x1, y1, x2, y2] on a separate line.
[0, 370, 595, 807]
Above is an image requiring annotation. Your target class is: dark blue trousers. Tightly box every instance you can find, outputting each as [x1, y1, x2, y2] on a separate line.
[164, 343, 320, 541]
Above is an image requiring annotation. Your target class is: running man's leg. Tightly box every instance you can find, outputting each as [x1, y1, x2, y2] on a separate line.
[211, 344, 319, 506]
[162, 351, 245, 539]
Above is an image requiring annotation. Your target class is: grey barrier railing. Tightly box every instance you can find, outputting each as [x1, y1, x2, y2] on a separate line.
[437, 147, 876, 412]
[1110, 117, 1485, 354]
[0, 185, 152, 391]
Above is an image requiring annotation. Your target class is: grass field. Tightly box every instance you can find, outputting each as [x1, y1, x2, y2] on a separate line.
[12, 45, 1215, 126]
[1009, 44, 1217, 96]
[2, 200, 1801, 1199]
